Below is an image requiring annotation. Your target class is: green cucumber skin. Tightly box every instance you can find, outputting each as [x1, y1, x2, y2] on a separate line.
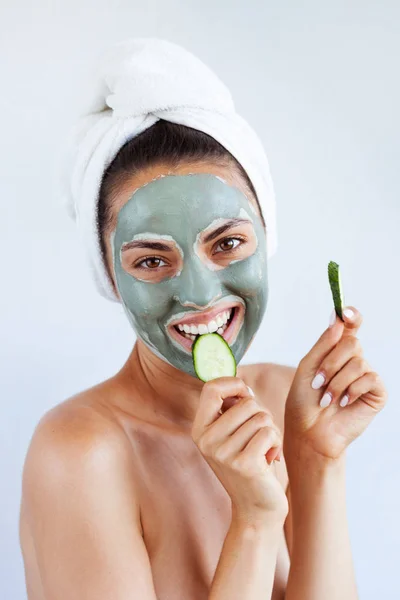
[328, 261, 345, 321]
[192, 335, 204, 381]
[192, 333, 237, 382]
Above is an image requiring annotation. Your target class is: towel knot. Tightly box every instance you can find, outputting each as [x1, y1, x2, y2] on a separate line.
[98, 38, 236, 119]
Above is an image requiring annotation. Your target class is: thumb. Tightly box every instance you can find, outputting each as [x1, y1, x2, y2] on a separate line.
[301, 313, 344, 375]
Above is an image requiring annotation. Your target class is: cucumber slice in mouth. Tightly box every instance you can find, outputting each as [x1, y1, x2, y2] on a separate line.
[328, 261, 345, 321]
[192, 333, 237, 382]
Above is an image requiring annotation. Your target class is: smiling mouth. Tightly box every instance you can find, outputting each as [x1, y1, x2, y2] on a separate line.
[167, 303, 245, 353]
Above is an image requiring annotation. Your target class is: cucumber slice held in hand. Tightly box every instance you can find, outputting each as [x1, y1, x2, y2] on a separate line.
[192, 333, 237, 382]
[328, 261, 345, 321]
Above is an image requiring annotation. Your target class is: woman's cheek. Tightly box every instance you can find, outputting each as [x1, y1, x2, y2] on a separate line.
[118, 275, 174, 322]
[221, 253, 267, 297]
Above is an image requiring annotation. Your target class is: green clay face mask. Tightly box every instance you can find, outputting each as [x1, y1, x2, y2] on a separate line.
[112, 173, 268, 377]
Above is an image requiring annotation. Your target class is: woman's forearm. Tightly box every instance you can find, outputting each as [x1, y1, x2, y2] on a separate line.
[209, 509, 284, 600]
[284, 448, 358, 600]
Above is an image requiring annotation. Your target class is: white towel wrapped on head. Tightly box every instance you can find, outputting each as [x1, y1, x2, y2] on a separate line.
[59, 37, 278, 302]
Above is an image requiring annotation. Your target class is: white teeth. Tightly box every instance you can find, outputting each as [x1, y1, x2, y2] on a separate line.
[176, 307, 235, 336]
[182, 334, 196, 341]
[217, 322, 228, 335]
[207, 320, 218, 333]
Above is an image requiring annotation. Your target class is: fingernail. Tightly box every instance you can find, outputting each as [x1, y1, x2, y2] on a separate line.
[320, 391, 332, 408]
[343, 308, 355, 320]
[311, 373, 326, 390]
[329, 309, 336, 327]
[247, 385, 255, 397]
[340, 394, 349, 407]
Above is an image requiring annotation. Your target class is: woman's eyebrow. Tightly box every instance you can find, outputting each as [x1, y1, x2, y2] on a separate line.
[203, 218, 251, 244]
[121, 240, 173, 252]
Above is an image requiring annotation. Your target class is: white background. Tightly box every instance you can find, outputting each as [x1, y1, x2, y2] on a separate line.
[1, 1, 399, 598]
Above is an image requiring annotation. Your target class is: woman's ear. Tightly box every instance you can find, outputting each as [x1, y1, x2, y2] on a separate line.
[111, 277, 122, 302]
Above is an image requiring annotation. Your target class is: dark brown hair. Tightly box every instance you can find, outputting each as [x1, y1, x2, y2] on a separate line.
[97, 119, 264, 281]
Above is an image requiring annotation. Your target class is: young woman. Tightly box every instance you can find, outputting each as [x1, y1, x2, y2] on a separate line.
[19, 41, 387, 600]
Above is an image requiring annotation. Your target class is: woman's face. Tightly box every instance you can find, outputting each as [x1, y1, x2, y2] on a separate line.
[106, 162, 269, 378]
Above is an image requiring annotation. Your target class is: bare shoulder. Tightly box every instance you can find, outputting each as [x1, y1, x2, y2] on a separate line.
[256, 362, 297, 401]
[258, 362, 296, 429]
[19, 385, 161, 598]
[24, 380, 130, 461]
[21, 381, 141, 531]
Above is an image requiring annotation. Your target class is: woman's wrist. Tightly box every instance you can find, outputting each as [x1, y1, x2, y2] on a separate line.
[282, 431, 346, 471]
[231, 504, 288, 532]
[284, 437, 346, 484]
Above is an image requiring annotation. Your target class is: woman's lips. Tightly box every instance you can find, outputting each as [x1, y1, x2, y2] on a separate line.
[168, 304, 245, 353]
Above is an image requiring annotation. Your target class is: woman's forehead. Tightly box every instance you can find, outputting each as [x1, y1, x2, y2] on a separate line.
[116, 173, 257, 236]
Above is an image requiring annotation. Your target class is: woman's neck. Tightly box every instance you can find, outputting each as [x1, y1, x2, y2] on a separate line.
[117, 339, 205, 429]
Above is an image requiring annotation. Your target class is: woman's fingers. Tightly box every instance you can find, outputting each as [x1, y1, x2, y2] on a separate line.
[238, 426, 282, 471]
[300, 320, 344, 376]
[192, 377, 283, 468]
[338, 370, 386, 409]
[212, 398, 276, 436]
[192, 377, 251, 440]
[310, 336, 363, 392]
[215, 410, 281, 459]
[316, 355, 370, 407]
[340, 306, 363, 340]
[300, 307, 364, 379]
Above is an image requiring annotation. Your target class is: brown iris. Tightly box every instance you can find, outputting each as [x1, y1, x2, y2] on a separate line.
[144, 257, 162, 269]
[218, 238, 236, 251]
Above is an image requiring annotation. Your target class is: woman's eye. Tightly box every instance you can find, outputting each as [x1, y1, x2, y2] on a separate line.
[136, 257, 168, 269]
[214, 237, 244, 254]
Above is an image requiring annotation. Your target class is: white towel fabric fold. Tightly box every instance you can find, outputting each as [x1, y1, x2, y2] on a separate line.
[59, 37, 278, 302]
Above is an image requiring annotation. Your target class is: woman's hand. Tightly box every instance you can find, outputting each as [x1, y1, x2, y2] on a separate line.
[284, 306, 388, 461]
[191, 377, 288, 524]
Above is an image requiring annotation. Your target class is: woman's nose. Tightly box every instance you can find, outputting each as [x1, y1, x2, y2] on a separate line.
[176, 259, 222, 308]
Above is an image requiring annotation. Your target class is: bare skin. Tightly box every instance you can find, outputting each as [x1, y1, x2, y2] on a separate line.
[20, 161, 296, 599]
[20, 346, 295, 600]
